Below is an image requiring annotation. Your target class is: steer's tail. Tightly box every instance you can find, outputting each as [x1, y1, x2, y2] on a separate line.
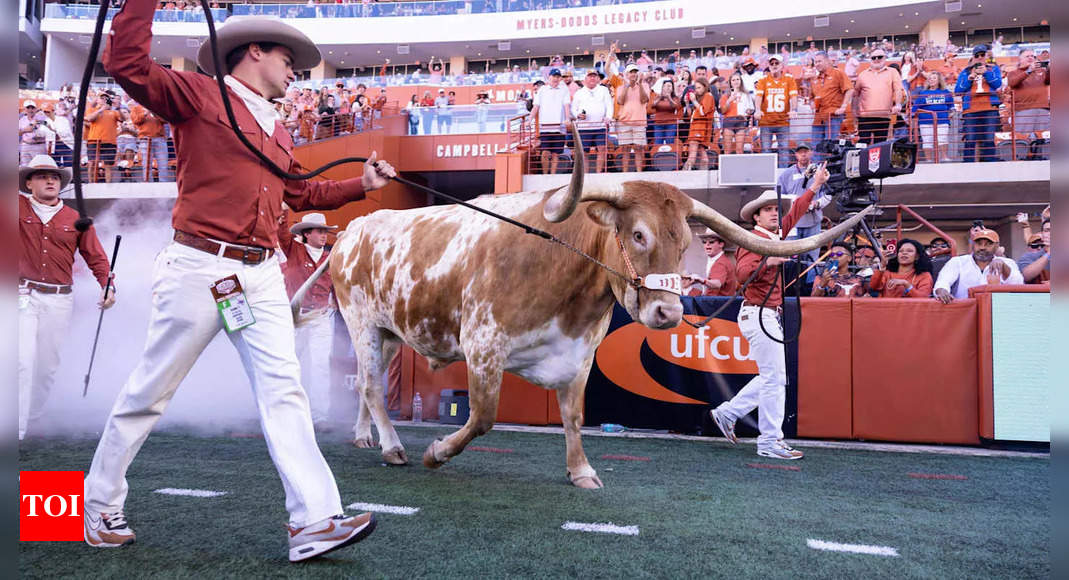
[290, 251, 334, 323]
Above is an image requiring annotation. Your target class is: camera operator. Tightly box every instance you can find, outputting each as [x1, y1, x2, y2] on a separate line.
[84, 91, 123, 183]
[777, 144, 830, 264]
[1007, 48, 1050, 134]
[954, 45, 1002, 162]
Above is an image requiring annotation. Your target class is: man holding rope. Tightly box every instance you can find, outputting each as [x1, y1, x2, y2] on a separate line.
[83, 3, 396, 562]
[708, 164, 830, 460]
[18, 155, 114, 441]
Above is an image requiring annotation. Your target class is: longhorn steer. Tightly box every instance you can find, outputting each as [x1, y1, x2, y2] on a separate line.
[293, 134, 870, 488]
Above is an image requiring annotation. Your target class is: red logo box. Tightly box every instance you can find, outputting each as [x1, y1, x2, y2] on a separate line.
[20, 471, 84, 541]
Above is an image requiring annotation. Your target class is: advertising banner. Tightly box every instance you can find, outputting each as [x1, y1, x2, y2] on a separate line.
[586, 296, 799, 436]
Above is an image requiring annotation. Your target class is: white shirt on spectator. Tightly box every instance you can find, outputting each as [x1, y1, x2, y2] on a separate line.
[533, 83, 570, 130]
[570, 84, 613, 130]
[934, 254, 1024, 299]
[740, 70, 764, 95]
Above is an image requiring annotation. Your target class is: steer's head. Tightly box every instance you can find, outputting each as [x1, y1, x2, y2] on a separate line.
[541, 125, 875, 331]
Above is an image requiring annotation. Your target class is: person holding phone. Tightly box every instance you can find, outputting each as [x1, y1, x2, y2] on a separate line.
[955, 44, 1002, 162]
[718, 73, 753, 155]
[1007, 48, 1051, 134]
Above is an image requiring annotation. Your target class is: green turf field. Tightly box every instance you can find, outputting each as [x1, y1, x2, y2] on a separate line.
[19, 426, 1049, 579]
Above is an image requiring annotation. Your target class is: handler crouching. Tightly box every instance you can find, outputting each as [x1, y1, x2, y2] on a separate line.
[708, 164, 831, 460]
[82, 4, 396, 562]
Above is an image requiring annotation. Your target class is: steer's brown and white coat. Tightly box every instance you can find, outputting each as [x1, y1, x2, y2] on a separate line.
[295, 135, 870, 488]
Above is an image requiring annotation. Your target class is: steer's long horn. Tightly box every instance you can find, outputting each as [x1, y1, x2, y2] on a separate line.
[688, 198, 876, 257]
[542, 123, 586, 222]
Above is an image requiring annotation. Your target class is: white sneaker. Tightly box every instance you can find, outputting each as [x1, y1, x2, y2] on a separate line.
[84, 510, 136, 548]
[756, 440, 804, 460]
[709, 408, 738, 444]
[288, 512, 377, 562]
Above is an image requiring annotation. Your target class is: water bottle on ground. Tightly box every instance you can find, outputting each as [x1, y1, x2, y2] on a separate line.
[412, 393, 423, 423]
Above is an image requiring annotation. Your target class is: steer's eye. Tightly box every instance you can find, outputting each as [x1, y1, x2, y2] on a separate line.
[633, 231, 645, 245]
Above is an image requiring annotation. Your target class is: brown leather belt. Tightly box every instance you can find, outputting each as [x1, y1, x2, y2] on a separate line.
[741, 301, 782, 314]
[173, 231, 274, 265]
[20, 279, 73, 294]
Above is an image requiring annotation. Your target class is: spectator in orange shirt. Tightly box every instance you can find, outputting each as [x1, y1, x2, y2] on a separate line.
[853, 49, 904, 145]
[684, 78, 716, 170]
[753, 54, 798, 167]
[869, 239, 934, 298]
[954, 44, 1002, 162]
[648, 79, 680, 145]
[130, 102, 171, 182]
[717, 73, 753, 156]
[1007, 48, 1051, 134]
[84, 91, 123, 183]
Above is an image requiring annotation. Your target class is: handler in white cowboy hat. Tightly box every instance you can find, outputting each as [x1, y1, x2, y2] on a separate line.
[18, 155, 114, 441]
[278, 212, 339, 430]
[709, 163, 829, 461]
[83, 1, 394, 561]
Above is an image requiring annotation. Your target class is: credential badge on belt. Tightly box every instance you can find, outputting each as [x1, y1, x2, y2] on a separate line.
[210, 274, 255, 333]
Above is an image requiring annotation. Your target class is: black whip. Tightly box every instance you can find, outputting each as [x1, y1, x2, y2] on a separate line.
[84, 235, 121, 397]
[69, 1, 113, 232]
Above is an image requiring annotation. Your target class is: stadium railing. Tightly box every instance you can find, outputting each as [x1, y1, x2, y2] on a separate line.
[44, 4, 230, 22]
[232, 0, 660, 19]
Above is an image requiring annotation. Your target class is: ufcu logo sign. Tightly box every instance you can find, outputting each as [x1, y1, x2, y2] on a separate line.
[595, 316, 758, 405]
[20, 471, 85, 541]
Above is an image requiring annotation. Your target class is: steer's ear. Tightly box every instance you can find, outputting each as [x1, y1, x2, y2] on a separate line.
[585, 202, 617, 228]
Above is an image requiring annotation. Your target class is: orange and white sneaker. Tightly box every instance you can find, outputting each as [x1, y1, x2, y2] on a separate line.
[84, 510, 136, 548]
[288, 512, 377, 562]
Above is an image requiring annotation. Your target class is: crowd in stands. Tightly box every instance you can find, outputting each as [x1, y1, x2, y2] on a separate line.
[516, 40, 1050, 174]
[17, 79, 393, 182]
[685, 203, 1050, 301]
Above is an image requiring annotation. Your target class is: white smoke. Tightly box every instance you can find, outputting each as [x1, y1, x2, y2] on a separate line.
[34, 199, 264, 437]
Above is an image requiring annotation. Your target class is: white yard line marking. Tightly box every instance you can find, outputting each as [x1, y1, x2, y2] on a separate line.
[153, 488, 227, 498]
[807, 539, 899, 557]
[561, 521, 639, 536]
[346, 502, 420, 515]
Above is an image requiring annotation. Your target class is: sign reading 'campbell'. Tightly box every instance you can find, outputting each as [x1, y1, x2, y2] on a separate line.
[436, 143, 508, 158]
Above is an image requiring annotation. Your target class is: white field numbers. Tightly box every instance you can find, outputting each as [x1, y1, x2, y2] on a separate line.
[643, 273, 682, 295]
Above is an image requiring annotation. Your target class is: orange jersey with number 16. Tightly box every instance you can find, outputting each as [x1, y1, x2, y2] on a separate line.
[754, 74, 798, 127]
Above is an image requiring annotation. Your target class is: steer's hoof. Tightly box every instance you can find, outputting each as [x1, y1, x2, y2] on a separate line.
[382, 447, 408, 465]
[422, 439, 447, 469]
[569, 473, 604, 489]
[352, 435, 376, 449]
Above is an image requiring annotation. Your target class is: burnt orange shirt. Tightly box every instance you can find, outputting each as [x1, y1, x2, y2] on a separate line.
[869, 269, 933, 298]
[703, 255, 738, 297]
[754, 74, 798, 127]
[130, 104, 166, 138]
[104, 0, 366, 249]
[736, 187, 815, 308]
[278, 213, 334, 309]
[1007, 66, 1051, 111]
[18, 195, 110, 288]
[812, 67, 852, 123]
[86, 107, 122, 143]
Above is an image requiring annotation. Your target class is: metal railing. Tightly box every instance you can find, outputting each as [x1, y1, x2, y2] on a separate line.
[233, 0, 660, 19]
[44, 4, 230, 22]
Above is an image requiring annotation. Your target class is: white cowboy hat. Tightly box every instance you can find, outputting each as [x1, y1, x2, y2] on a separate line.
[290, 213, 338, 235]
[695, 227, 723, 240]
[197, 15, 321, 77]
[19, 155, 72, 193]
[740, 190, 796, 223]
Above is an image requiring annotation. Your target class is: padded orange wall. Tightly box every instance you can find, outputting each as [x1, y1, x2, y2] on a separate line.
[797, 299, 853, 439]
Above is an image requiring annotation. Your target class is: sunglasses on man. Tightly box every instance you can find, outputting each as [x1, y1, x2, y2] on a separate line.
[1029, 243, 1045, 249]
[871, 56, 885, 61]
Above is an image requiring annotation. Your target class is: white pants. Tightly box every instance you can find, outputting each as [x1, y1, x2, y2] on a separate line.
[295, 310, 335, 424]
[718, 305, 786, 448]
[18, 289, 74, 440]
[84, 242, 343, 527]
